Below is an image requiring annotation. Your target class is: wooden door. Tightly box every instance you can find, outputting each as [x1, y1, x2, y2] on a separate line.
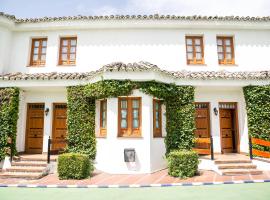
[195, 103, 210, 149]
[219, 108, 236, 153]
[52, 103, 67, 151]
[25, 103, 45, 153]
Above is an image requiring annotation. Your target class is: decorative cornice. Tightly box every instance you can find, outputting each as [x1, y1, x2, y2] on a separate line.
[1, 12, 270, 24]
[0, 61, 269, 81]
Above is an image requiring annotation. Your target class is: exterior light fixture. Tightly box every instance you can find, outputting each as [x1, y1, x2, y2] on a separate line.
[45, 108, 50, 116]
[213, 107, 218, 116]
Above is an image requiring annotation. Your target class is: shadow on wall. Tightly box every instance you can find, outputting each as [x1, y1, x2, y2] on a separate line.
[125, 152, 141, 172]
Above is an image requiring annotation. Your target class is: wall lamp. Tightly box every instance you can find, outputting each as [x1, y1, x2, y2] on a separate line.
[213, 107, 218, 116]
[45, 108, 50, 116]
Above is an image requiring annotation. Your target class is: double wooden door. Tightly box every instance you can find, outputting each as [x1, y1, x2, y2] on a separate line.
[219, 104, 238, 153]
[25, 103, 67, 154]
[25, 103, 45, 153]
[52, 103, 67, 151]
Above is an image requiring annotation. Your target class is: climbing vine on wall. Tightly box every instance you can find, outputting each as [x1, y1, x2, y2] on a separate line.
[0, 88, 20, 161]
[243, 85, 270, 153]
[66, 80, 195, 159]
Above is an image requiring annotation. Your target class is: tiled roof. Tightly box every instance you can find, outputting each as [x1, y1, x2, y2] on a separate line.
[1, 12, 270, 23]
[0, 61, 269, 81]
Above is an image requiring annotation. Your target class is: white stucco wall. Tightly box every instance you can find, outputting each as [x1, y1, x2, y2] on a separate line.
[95, 90, 153, 174]
[195, 86, 249, 153]
[0, 26, 12, 73]
[16, 87, 67, 152]
[0, 23, 269, 74]
[150, 103, 167, 172]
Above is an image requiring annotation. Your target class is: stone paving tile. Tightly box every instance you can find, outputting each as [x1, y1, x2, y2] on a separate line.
[214, 175, 233, 182]
[250, 172, 270, 180]
[0, 169, 270, 185]
[232, 175, 251, 181]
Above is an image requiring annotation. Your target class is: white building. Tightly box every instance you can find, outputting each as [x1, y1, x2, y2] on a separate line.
[0, 13, 270, 174]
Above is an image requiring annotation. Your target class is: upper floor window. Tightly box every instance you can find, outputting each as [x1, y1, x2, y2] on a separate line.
[185, 36, 204, 65]
[58, 37, 77, 65]
[217, 36, 235, 65]
[30, 38, 47, 66]
[118, 97, 141, 137]
[99, 99, 107, 137]
[153, 99, 162, 138]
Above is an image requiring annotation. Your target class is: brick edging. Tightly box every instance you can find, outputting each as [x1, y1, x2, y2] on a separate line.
[0, 180, 269, 188]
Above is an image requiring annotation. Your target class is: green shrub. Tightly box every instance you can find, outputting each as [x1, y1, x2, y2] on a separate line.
[57, 153, 94, 180]
[167, 150, 199, 178]
[0, 88, 19, 161]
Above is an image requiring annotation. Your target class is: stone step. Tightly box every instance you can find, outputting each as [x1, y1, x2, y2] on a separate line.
[0, 172, 44, 179]
[11, 161, 47, 167]
[14, 156, 57, 162]
[221, 169, 263, 176]
[218, 163, 257, 169]
[6, 166, 46, 173]
[215, 159, 252, 164]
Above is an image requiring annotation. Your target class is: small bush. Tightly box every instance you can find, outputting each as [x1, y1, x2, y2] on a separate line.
[57, 153, 94, 180]
[167, 150, 199, 178]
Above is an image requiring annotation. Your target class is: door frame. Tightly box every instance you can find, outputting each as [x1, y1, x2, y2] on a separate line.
[218, 102, 240, 153]
[25, 103, 45, 153]
[51, 102, 67, 152]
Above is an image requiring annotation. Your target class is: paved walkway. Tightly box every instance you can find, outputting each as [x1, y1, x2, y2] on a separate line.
[0, 169, 270, 186]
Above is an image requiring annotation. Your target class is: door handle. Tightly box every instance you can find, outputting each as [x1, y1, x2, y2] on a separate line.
[34, 134, 37, 137]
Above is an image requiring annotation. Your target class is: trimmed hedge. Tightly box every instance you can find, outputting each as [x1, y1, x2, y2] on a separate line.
[67, 80, 195, 158]
[167, 150, 199, 178]
[57, 153, 93, 180]
[0, 88, 20, 161]
[243, 85, 270, 153]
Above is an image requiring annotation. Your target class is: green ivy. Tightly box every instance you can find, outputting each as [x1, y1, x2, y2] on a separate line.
[66, 86, 96, 160]
[0, 88, 20, 161]
[243, 85, 270, 153]
[66, 80, 195, 159]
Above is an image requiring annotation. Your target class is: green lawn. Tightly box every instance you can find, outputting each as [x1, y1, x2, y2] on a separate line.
[0, 183, 269, 200]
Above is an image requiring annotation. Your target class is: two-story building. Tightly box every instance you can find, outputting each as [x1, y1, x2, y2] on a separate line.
[0, 13, 270, 174]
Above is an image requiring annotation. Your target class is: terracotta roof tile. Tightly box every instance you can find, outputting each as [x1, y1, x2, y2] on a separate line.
[0, 61, 269, 81]
[1, 12, 270, 23]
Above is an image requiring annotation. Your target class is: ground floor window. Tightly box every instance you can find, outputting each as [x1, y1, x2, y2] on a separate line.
[153, 99, 162, 138]
[118, 97, 141, 137]
[99, 99, 107, 137]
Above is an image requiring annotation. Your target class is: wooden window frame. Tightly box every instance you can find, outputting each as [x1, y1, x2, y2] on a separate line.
[217, 36, 235, 65]
[99, 99, 107, 137]
[29, 38, 47, 66]
[118, 97, 142, 138]
[153, 99, 162, 138]
[58, 37, 77, 66]
[185, 36, 205, 65]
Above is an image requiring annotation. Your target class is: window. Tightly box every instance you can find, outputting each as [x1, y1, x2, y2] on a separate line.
[59, 37, 77, 65]
[30, 38, 47, 66]
[99, 100, 107, 137]
[185, 36, 204, 65]
[118, 97, 141, 137]
[217, 36, 235, 65]
[153, 99, 162, 138]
